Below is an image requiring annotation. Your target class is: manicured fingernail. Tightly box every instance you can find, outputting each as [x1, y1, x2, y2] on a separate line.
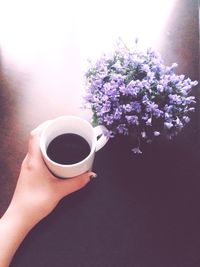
[89, 173, 98, 180]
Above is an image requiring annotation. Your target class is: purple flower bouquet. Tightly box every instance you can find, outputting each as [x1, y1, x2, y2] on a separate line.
[84, 42, 198, 153]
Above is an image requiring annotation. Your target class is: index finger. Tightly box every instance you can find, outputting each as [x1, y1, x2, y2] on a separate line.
[28, 120, 52, 157]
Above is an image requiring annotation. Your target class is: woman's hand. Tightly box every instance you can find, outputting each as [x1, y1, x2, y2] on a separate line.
[0, 122, 95, 267]
[10, 122, 94, 225]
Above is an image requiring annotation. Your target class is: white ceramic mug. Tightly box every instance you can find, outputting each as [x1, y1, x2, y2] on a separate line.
[40, 116, 109, 178]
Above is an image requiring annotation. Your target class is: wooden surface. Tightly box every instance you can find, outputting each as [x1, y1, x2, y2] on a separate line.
[0, 0, 199, 266]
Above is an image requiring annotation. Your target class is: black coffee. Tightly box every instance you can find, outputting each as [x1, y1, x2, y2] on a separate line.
[47, 133, 90, 165]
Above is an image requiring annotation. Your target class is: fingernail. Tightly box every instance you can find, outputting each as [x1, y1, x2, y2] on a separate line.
[89, 173, 98, 180]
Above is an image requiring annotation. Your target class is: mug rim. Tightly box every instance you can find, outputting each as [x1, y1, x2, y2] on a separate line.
[40, 115, 96, 167]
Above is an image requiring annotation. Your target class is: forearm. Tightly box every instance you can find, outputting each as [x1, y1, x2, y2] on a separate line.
[0, 206, 35, 267]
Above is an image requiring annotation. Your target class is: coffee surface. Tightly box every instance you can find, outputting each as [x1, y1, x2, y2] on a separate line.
[47, 133, 90, 165]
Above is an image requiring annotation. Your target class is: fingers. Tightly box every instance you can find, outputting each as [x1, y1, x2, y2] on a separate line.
[28, 120, 52, 158]
[56, 172, 97, 197]
[31, 120, 52, 136]
[27, 120, 98, 198]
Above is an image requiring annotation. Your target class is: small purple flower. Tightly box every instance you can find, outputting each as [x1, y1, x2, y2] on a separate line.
[153, 108, 163, 118]
[123, 104, 132, 113]
[157, 84, 164, 93]
[126, 115, 139, 125]
[93, 76, 103, 88]
[113, 108, 122, 120]
[142, 113, 149, 121]
[117, 124, 128, 135]
[146, 117, 152, 126]
[184, 96, 196, 105]
[165, 63, 178, 74]
[131, 101, 142, 113]
[164, 112, 170, 120]
[175, 117, 183, 129]
[141, 64, 150, 73]
[154, 131, 160, 136]
[104, 130, 114, 138]
[188, 107, 195, 112]
[146, 102, 158, 113]
[164, 121, 173, 129]
[103, 83, 118, 99]
[125, 81, 141, 97]
[169, 94, 182, 105]
[111, 74, 124, 85]
[101, 101, 111, 114]
[142, 95, 148, 103]
[183, 116, 190, 123]
[141, 131, 147, 138]
[84, 93, 94, 102]
[164, 105, 173, 113]
[103, 114, 114, 125]
[112, 60, 123, 72]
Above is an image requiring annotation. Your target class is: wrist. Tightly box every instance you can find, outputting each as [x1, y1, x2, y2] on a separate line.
[0, 205, 35, 267]
[1, 204, 36, 234]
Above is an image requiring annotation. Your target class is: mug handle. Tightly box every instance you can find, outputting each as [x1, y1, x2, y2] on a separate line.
[94, 125, 109, 152]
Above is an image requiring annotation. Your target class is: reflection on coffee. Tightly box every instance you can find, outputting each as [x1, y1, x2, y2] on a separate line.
[47, 133, 90, 165]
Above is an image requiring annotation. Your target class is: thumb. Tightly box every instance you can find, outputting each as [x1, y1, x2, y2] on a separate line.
[55, 171, 97, 197]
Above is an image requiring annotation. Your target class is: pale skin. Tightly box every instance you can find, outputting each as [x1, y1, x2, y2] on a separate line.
[0, 123, 95, 267]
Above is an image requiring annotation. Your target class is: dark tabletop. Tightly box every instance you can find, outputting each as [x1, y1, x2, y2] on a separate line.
[0, 1, 199, 266]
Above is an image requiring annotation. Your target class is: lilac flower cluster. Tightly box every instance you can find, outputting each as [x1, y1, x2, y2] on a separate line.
[84, 43, 198, 153]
